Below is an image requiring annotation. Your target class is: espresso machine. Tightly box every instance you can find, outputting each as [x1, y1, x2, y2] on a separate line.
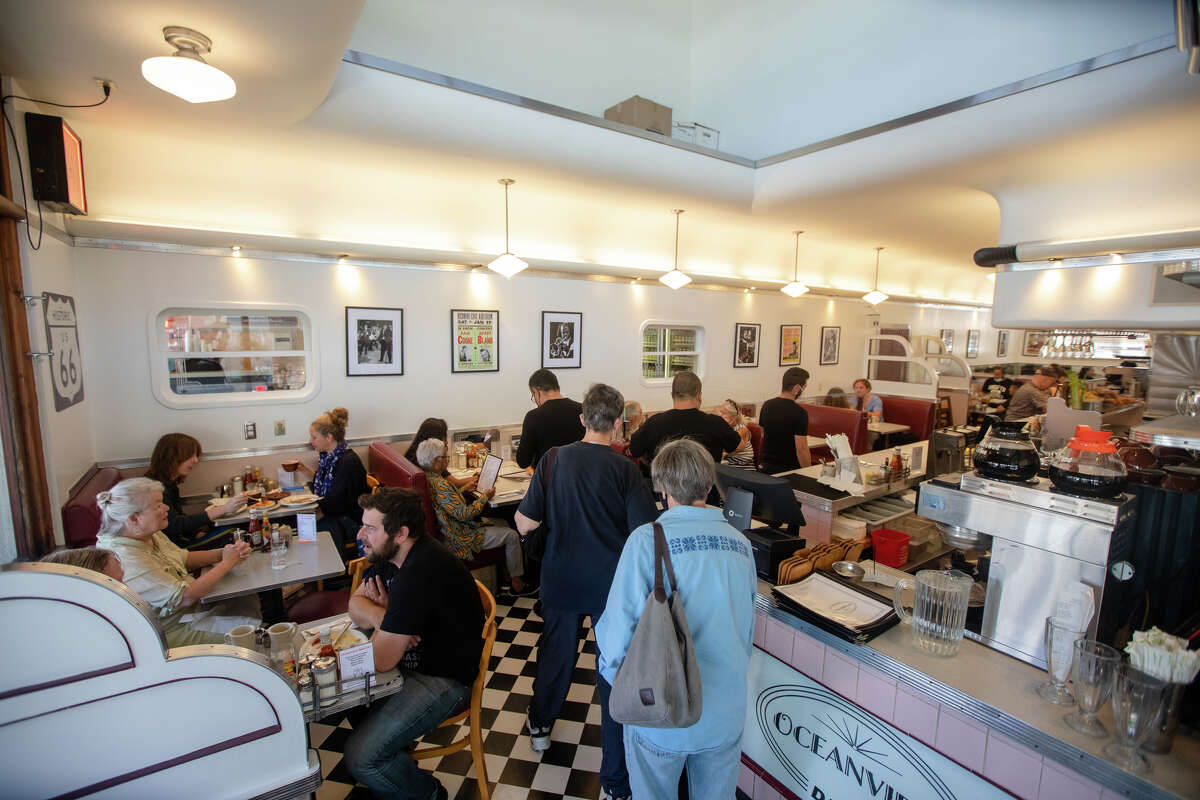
[917, 473, 1137, 669]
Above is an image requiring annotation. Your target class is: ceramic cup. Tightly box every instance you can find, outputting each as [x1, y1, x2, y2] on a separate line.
[224, 624, 258, 648]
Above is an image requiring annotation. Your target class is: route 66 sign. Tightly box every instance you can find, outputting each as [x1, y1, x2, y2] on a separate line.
[42, 292, 84, 411]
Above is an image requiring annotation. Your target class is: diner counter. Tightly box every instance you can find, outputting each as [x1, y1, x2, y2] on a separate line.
[751, 586, 1200, 800]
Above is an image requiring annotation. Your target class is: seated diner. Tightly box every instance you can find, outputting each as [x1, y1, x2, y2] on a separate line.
[40, 546, 125, 581]
[145, 432, 243, 550]
[718, 398, 756, 468]
[295, 407, 370, 551]
[404, 416, 478, 491]
[853, 378, 883, 421]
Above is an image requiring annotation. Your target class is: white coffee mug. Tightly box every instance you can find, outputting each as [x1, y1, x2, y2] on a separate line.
[224, 624, 257, 648]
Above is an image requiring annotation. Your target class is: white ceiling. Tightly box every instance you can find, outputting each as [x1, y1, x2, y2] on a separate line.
[1, 0, 1198, 307]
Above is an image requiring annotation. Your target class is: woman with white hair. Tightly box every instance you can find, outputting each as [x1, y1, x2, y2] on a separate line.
[415, 438, 534, 596]
[596, 439, 757, 800]
[96, 477, 259, 647]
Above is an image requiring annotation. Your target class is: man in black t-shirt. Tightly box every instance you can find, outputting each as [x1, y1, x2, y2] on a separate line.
[981, 367, 1014, 414]
[628, 371, 741, 467]
[515, 368, 584, 472]
[343, 488, 484, 800]
[515, 383, 658, 800]
[760, 366, 812, 474]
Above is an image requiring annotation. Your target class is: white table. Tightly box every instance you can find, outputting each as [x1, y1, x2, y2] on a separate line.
[201, 530, 346, 603]
[208, 496, 322, 526]
[293, 613, 404, 722]
[868, 420, 910, 448]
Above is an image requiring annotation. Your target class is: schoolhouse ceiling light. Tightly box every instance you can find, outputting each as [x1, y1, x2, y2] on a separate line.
[487, 178, 528, 278]
[659, 209, 692, 289]
[781, 230, 809, 298]
[862, 246, 889, 305]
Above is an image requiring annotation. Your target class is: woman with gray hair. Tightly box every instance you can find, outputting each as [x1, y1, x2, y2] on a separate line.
[96, 477, 259, 647]
[596, 439, 757, 800]
[415, 438, 533, 595]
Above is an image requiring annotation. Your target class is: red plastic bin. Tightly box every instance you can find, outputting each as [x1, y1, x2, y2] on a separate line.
[870, 528, 911, 568]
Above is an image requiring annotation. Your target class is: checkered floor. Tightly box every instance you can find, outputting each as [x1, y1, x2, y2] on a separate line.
[310, 594, 609, 800]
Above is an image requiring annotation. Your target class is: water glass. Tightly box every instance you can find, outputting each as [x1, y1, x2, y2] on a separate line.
[1064, 640, 1119, 738]
[1104, 664, 1168, 775]
[1036, 617, 1080, 705]
[270, 533, 289, 570]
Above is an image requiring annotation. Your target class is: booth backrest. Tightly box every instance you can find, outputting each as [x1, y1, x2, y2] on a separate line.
[745, 422, 764, 467]
[62, 467, 122, 548]
[368, 442, 439, 538]
[798, 404, 870, 455]
[880, 396, 936, 441]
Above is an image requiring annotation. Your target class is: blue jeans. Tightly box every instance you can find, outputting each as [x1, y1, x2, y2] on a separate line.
[343, 671, 470, 799]
[623, 727, 742, 800]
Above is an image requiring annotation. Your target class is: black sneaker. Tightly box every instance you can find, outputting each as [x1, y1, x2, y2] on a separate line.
[511, 581, 539, 597]
[526, 718, 552, 752]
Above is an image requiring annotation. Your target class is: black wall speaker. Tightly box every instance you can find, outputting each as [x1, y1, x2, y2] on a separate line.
[24, 112, 87, 215]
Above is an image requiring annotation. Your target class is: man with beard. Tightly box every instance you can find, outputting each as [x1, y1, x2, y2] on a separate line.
[343, 487, 484, 800]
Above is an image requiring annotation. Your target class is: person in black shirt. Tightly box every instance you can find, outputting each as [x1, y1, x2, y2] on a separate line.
[515, 383, 658, 800]
[515, 368, 584, 472]
[628, 371, 741, 468]
[144, 433, 242, 550]
[981, 367, 1014, 414]
[344, 487, 484, 800]
[760, 367, 812, 473]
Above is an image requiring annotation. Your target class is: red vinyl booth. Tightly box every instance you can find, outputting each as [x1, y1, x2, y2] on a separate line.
[880, 396, 936, 442]
[745, 422, 764, 468]
[798, 403, 870, 460]
[62, 467, 122, 548]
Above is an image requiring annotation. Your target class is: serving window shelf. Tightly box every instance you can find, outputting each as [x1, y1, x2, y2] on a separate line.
[640, 321, 705, 385]
[150, 305, 319, 409]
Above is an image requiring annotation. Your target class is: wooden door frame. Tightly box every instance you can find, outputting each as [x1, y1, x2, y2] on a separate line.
[1, 77, 55, 557]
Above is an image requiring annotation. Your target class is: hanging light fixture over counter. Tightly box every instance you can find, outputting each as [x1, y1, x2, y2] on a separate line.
[141, 26, 236, 103]
[659, 209, 692, 289]
[781, 230, 809, 298]
[862, 246, 889, 305]
[488, 178, 529, 278]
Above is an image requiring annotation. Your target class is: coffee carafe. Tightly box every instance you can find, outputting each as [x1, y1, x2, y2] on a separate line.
[973, 420, 1040, 482]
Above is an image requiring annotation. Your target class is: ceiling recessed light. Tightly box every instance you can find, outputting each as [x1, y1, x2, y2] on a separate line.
[230, 245, 241, 255]
[141, 27, 236, 103]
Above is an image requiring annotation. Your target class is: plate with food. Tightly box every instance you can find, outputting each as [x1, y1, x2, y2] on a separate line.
[249, 499, 278, 512]
[280, 493, 321, 507]
[299, 626, 368, 659]
[265, 489, 290, 501]
[207, 496, 246, 514]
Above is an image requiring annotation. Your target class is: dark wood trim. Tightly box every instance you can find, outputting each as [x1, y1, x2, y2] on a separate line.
[0, 193, 25, 220]
[0, 72, 55, 556]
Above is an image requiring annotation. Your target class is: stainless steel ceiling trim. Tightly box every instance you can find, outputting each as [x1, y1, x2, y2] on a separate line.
[341, 50, 757, 168]
[996, 247, 1200, 272]
[755, 34, 1178, 167]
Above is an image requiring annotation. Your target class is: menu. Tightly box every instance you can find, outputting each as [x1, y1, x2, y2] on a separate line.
[476, 454, 503, 493]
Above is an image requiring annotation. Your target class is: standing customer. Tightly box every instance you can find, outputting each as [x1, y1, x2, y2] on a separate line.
[344, 488, 484, 800]
[295, 407, 369, 551]
[628, 371, 741, 467]
[144, 433, 242, 549]
[515, 369, 584, 473]
[596, 440, 757, 800]
[759, 367, 812, 473]
[515, 383, 658, 800]
[853, 378, 883, 421]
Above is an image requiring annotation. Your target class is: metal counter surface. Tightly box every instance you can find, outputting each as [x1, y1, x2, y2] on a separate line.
[757, 587, 1199, 800]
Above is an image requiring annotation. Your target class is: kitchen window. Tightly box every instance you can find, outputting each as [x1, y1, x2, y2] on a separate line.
[641, 322, 705, 384]
[150, 306, 318, 408]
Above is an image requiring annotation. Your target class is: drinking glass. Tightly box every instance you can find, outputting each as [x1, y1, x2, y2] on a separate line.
[1104, 664, 1168, 775]
[270, 533, 289, 570]
[1064, 640, 1119, 737]
[1036, 617, 1079, 705]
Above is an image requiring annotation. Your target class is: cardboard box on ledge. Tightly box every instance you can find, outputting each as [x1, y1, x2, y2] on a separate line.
[604, 95, 672, 136]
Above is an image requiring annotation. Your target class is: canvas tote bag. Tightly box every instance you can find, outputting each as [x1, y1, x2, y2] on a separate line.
[609, 522, 702, 728]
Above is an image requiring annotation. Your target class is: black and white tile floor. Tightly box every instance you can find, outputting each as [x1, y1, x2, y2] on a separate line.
[310, 594, 609, 800]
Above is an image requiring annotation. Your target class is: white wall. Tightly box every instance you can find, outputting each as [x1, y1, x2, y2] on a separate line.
[68, 245, 991, 467]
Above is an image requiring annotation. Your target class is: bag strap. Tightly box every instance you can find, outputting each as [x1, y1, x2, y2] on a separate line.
[652, 522, 679, 602]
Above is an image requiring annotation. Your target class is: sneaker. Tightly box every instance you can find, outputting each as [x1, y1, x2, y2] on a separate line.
[526, 718, 552, 752]
[600, 792, 631, 800]
[511, 581, 539, 597]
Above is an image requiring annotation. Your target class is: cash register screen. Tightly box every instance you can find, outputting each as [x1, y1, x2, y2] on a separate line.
[714, 465, 806, 534]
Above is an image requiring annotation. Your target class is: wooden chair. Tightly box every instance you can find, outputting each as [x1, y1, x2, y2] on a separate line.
[411, 580, 497, 800]
[285, 557, 368, 624]
[366, 473, 382, 492]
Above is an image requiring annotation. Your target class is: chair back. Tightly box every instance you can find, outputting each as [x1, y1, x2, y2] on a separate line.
[62, 467, 122, 548]
[799, 403, 870, 455]
[367, 442, 440, 539]
[470, 580, 498, 706]
[745, 422, 764, 467]
[348, 558, 368, 594]
[879, 396, 937, 441]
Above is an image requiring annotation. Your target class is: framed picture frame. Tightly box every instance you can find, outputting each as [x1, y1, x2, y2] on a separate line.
[734, 322, 761, 367]
[940, 328, 954, 353]
[450, 309, 499, 373]
[819, 325, 841, 365]
[1023, 330, 1049, 357]
[541, 311, 582, 369]
[345, 306, 403, 376]
[779, 324, 803, 366]
[996, 330, 1009, 358]
[966, 329, 980, 359]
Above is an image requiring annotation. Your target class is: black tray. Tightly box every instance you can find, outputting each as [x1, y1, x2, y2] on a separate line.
[771, 573, 900, 645]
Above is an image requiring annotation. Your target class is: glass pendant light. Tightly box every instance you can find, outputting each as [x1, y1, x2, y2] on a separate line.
[862, 246, 889, 305]
[659, 209, 692, 289]
[781, 230, 809, 297]
[141, 27, 236, 103]
[487, 178, 529, 278]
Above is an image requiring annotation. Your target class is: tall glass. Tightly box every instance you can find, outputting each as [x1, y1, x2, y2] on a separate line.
[1064, 640, 1119, 737]
[1035, 617, 1079, 705]
[270, 530, 289, 570]
[1104, 664, 1168, 775]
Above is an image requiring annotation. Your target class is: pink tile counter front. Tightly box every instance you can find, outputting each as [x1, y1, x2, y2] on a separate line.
[738, 594, 1200, 800]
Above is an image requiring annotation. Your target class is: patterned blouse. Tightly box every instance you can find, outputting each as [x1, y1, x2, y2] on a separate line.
[425, 471, 486, 559]
[723, 423, 756, 468]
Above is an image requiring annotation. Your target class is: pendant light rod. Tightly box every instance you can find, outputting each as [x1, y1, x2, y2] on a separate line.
[673, 209, 684, 268]
[793, 230, 804, 281]
[499, 178, 515, 253]
[873, 246, 884, 290]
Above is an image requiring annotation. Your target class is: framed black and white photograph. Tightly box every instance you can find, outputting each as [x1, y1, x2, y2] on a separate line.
[940, 328, 955, 353]
[734, 322, 761, 367]
[819, 325, 841, 365]
[451, 309, 500, 373]
[997, 330, 1009, 358]
[966, 329, 980, 359]
[346, 306, 403, 376]
[541, 311, 582, 369]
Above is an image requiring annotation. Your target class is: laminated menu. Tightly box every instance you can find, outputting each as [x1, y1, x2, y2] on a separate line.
[772, 572, 900, 644]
